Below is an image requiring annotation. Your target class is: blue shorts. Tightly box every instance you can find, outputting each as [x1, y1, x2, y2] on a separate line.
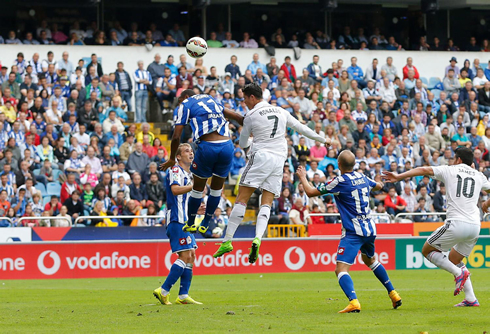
[166, 222, 198, 253]
[336, 234, 376, 265]
[191, 140, 234, 178]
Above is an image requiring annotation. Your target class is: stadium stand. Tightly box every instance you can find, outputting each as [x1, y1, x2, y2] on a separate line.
[1, 19, 490, 237]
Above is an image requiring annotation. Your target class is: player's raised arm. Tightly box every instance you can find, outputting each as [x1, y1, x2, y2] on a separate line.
[223, 107, 244, 126]
[285, 112, 331, 146]
[296, 166, 322, 197]
[382, 166, 434, 183]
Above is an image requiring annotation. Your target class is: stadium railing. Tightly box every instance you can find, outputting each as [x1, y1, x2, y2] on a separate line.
[303, 213, 393, 224]
[0, 217, 14, 227]
[394, 212, 446, 223]
[17, 216, 71, 227]
[74, 215, 164, 226]
[267, 224, 306, 238]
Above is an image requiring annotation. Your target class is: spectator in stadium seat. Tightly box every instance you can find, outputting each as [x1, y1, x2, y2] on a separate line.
[60, 173, 82, 204]
[64, 190, 84, 223]
[222, 32, 239, 48]
[380, 56, 398, 81]
[306, 55, 323, 83]
[81, 146, 102, 178]
[102, 110, 124, 134]
[384, 187, 407, 216]
[2, 72, 20, 99]
[23, 32, 39, 45]
[129, 172, 148, 207]
[402, 57, 419, 80]
[147, 172, 165, 208]
[127, 142, 150, 176]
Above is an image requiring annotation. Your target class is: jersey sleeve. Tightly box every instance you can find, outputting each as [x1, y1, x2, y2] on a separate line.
[364, 175, 377, 189]
[238, 115, 252, 149]
[481, 174, 490, 192]
[317, 177, 341, 195]
[175, 100, 190, 126]
[285, 111, 326, 144]
[431, 166, 446, 182]
[169, 166, 183, 186]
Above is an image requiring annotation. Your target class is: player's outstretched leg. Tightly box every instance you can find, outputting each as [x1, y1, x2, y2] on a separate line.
[154, 259, 186, 305]
[362, 254, 401, 309]
[451, 254, 479, 306]
[184, 189, 204, 233]
[176, 263, 202, 305]
[249, 192, 274, 264]
[336, 264, 361, 313]
[198, 177, 226, 234]
[423, 243, 468, 296]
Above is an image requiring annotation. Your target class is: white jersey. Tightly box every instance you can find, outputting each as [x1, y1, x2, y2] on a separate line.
[432, 164, 490, 225]
[239, 100, 326, 159]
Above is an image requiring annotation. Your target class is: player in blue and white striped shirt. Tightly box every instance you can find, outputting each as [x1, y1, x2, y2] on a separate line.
[161, 90, 243, 234]
[153, 143, 202, 305]
[133, 61, 152, 123]
[297, 150, 401, 313]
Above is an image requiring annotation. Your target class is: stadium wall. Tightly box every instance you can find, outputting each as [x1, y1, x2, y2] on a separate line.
[1, 45, 488, 85]
[1, 237, 490, 279]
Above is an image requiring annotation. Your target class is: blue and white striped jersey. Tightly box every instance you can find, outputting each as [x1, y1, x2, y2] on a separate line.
[133, 69, 152, 91]
[317, 171, 377, 237]
[175, 94, 230, 142]
[165, 164, 192, 225]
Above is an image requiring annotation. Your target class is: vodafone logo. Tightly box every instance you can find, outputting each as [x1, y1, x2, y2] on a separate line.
[284, 246, 306, 271]
[37, 250, 61, 275]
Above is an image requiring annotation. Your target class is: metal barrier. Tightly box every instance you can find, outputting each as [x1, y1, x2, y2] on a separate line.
[16, 216, 71, 227]
[303, 213, 393, 224]
[267, 224, 306, 238]
[74, 215, 164, 226]
[0, 217, 13, 227]
[394, 212, 447, 223]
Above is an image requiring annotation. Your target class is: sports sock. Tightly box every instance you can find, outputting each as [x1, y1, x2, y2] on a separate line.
[369, 261, 394, 293]
[223, 202, 246, 242]
[426, 251, 462, 276]
[161, 259, 186, 294]
[457, 263, 476, 302]
[255, 204, 271, 240]
[200, 189, 222, 229]
[186, 190, 203, 226]
[178, 263, 193, 300]
[337, 272, 357, 301]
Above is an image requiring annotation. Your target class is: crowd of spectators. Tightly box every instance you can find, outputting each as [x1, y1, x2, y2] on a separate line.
[2, 20, 490, 52]
[2, 38, 490, 230]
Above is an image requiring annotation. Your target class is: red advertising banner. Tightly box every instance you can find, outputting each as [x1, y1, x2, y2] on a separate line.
[0, 239, 396, 280]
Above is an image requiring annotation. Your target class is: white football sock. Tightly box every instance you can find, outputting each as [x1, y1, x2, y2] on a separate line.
[457, 263, 476, 302]
[178, 294, 188, 300]
[223, 202, 246, 242]
[255, 205, 271, 240]
[426, 251, 462, 277]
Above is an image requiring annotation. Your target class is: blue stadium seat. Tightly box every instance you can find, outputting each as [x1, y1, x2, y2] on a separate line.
[46, 182, 62, 196]
[428, 77, 441, 89]
[52, 169, 64, 182]
[43, 196, 51, 206]
[35, 183, 47, 196]
[33, 169, 41, 177]
[481, 63, 488, 70]
[420, 77, 428, 86]
[431, 89, 441, 100]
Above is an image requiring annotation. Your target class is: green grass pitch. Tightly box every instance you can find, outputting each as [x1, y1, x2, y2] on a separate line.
[1, 270, 490, 333]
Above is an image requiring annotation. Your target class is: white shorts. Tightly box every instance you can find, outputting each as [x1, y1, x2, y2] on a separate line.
[239, 151, 285, 197]
[427, 220, 480, 257]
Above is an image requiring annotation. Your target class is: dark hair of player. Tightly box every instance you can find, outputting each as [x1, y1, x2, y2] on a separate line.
[179, 89, 195, 102]
[454, 147, 474, 166]
[242, 83, 263, 99]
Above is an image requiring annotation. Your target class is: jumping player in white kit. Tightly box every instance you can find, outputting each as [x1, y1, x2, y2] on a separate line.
[383, 147, 490, 307]
[213, 83, 334, 263]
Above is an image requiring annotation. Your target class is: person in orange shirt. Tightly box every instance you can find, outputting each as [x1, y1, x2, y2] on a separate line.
[0, 190, 11, 217]
[142, 134, 156, 158]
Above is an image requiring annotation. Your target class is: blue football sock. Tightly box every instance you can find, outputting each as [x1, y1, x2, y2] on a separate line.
[186, 190, 203, 226]
[179, 263, 193, 297]
[161, 259, 186, 293]
[200, 190, 221, 229]
[370, 261, 394, 293]
[338, 272, 357, 301]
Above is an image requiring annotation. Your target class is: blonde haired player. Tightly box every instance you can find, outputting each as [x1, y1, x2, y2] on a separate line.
[213, 83, 332, 263]
[384, 147, 490, 307]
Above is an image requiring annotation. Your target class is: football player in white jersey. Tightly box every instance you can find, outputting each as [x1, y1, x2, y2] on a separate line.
[213, 83, 334, 263]
[383, 147, 490, 307]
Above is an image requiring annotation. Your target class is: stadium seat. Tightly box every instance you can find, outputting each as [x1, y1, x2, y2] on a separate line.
[46, 182, 62, 196]
[52, 169, 64, 182]
[35, 183, 47, 196]
[431, 89, 441, 100]
[420, 77, 428, 86]
[33, 169, 41, 177]
[428, 77, 441, 89]
[482, 63, 488, 70]
[43, 196, 51, 206]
